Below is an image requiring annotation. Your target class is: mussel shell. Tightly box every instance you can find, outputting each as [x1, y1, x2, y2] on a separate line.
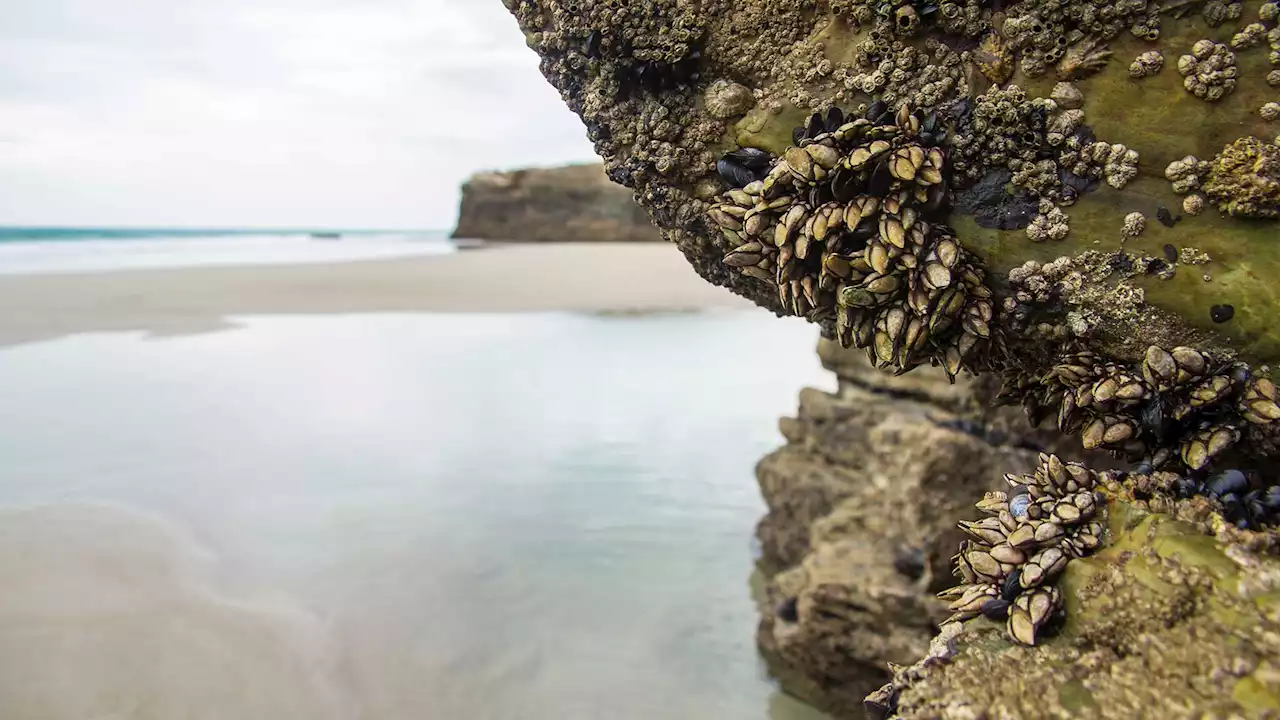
[825, 106, 845, 133]
[716, 158, 757, 189]
[725, 147, 773, 171]
[806, 111, 824, 139]
[866, 100, 888, 123]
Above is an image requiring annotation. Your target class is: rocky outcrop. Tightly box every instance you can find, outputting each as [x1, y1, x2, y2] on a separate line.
[451, 163, 662, 243]
[870, 495, 1280, 720]
[755, 339, 1100, 718]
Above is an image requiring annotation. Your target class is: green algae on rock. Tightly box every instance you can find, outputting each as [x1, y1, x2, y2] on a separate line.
[1204, 136, 1280, 218]
[871, 489, 1280, 720]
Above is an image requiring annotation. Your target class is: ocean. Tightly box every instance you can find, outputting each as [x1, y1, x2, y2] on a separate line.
[0, 226, 456, 274]
[0, 232, 837, 719]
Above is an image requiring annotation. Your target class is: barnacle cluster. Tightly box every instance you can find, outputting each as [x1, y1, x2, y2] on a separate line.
[707, 103, 994, 379]
[1127, 50, 1164, 78]
[950, 82, 1135, 222]
[949, 86, 1055, 188]
[831, 0, 991, 40]
[1164, 154, 1210, 195]
[1025, 199, 1069, 243]
[1201, 0, 1244, 28]
[940, 454, 1105, 646]
[1058, 137, 1139, 190]
[1176, 40, 1237, 102]
[838, 37, 971, 110]
[1202, 136, 1280, 219]
[1230, 21, 1270, 50]
[514, 1, 708, 99]
[999, 0, 1156, 78]
[998, 343, 1280, 472]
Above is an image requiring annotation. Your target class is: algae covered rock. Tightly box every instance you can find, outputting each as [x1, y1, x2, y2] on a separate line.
[505, 0, 1280, 472]
[871, 493, 1280, 720]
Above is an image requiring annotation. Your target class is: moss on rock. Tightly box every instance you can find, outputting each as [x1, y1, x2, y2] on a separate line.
[879, 495, 1280, 719]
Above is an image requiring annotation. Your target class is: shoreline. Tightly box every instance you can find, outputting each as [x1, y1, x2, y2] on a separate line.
[0, 243, 757, 348]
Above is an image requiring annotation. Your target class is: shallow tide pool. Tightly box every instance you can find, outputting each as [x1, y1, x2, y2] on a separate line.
[0, 311, 835, 720]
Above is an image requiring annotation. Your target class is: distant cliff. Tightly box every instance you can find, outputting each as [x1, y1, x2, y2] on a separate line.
[451, 163, 662, 243]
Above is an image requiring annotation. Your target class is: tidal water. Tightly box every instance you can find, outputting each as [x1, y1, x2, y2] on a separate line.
[0, 311, 835, 720]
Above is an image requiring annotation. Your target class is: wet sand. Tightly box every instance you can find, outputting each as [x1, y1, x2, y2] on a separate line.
[0, 503, 353, 720]
[0, 313, 832, 720]
[0, 242, 755, 347]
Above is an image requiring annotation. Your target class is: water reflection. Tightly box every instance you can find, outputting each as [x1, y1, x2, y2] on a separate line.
[0, 312, 835, 719]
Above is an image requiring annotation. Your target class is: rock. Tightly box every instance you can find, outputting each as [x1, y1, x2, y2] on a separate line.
[755, 339, 1084, 717]
[450, 164, 662, 243]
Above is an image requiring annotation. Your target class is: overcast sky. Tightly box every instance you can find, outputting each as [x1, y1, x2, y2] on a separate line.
[0, 0, 598, 229]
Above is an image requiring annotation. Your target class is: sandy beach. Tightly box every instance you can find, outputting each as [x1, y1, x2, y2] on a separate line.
[0, 242, 755, 347]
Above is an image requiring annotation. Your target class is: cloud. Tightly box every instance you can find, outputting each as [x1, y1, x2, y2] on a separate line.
[0, 0, 597, 228]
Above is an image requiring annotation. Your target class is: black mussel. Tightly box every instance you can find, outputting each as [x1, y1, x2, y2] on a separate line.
[585, 30, 602, 57]
[1231, 364, 1252, 386]
[1211, 304, 1235, 323]
[1208, 469, 1248, 498]
[826, 106, 845, 132]
[1140, 397, 1173, 445]
[716, 158, 757, 188]
[867, 99, 888, 123]
[922, 112, 939, 134]
[924, 184, 950, 216]
[1171, 476, 1201, 498]
[1001, 568, 1023, 601]
[806, 111, 824, 139]
[830, 168, 862, 202]
[981, 597, 1011, 620]
[1157, 207, 1178, 228]
[1263, 485, 1280, 511]
[869, 161, 893, 196]
[792, 126, 806, 146]
[725, 147, 772, 172]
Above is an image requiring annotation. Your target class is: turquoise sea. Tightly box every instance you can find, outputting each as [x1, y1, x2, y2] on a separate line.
[0, 232, 837, 719]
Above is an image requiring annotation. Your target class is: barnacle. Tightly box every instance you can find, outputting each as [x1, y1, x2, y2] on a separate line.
[996, 341, 1280, 472]
[708, 103, 993, 380]
[1121, 211, 1145, 240]
[940, 454, 1106, 646]
[1202, 136, 1280, 219]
